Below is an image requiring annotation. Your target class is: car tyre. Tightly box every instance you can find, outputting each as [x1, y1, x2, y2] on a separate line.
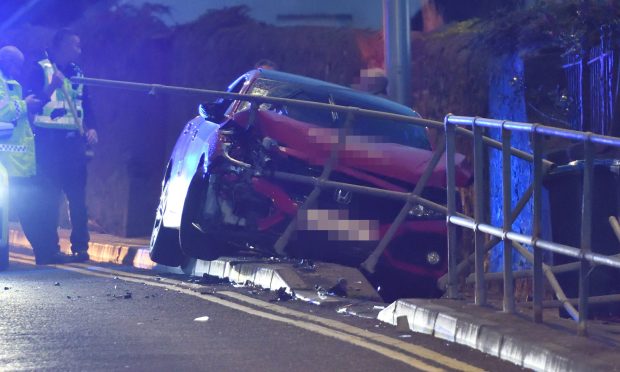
[180, 166, 227, 261]
[149, 179, 188, 267]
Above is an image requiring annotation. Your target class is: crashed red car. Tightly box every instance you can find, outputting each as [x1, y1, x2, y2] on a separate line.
[149, 69, 470, 300]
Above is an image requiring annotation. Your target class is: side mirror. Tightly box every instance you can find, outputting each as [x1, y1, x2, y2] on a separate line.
[199, 99, 229, 122]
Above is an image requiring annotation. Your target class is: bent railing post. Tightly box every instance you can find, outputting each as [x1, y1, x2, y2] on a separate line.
[511, 240, 580, 320]
[578, 137, 594, 335]
[532, 130, 544, 323]
[501, 123, 515, 313]
[445, 116, 459, 299]
[273, 111, 355, 255]
[361, 134, 447, 274]
[473, 119, 487, 306]
[438, 183, 535, 290]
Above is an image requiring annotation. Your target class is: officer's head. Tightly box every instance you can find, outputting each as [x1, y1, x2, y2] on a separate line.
[51, 28, 81, 64]
[254, 59, 278, 71]
[0, 45, 24, 79]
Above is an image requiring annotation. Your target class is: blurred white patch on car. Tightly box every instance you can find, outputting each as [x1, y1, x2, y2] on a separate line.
[298, 209, 379, 241]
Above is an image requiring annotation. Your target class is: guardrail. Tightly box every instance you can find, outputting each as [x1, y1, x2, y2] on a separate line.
[444, 116, 620, 335]
[75, 76, 620, 335]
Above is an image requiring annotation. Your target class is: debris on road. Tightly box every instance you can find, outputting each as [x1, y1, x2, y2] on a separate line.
[272, 287, 293, 302]
[111, 291, 133, 299]
[337, 305, 351, 314]
[54, 282, 60, 286]
[315, 278, 348, 299]
[194, 316, 210, 322]
[199, 273, 229, 285]
[293, 259, 316, 272]
[327, 278, 348, 297]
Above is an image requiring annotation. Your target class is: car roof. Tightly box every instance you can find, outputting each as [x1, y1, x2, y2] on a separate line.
[251, 68, 420, 118]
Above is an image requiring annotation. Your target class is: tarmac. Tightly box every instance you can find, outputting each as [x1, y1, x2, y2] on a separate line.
[8, 224, 620, 372]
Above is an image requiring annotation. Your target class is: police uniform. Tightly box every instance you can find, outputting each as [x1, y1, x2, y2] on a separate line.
[25, 58, 94, 257]
[0, 70, 35, 177]
[0, 69, 39, 265]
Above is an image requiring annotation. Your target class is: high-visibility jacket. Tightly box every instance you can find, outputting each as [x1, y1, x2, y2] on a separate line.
[32, 59, 83, 131]
[0, 70, 35, 178]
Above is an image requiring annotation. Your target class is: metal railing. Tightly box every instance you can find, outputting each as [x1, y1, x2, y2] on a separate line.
[444, 115, 620, 335]
[75, 76, 620, 335]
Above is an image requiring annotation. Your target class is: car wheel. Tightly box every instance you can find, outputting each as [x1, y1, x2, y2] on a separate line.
[149, 178, 188, 267]
[179, 165, 228, 260]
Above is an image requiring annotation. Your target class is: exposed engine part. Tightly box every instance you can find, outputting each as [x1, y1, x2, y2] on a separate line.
[222, 143, 251, 168]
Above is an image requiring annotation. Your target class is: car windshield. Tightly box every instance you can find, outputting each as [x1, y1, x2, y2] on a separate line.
[240, 78, 430, 150]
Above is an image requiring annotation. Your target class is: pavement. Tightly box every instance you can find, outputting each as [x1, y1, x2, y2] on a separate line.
[8, 224, 620, 372]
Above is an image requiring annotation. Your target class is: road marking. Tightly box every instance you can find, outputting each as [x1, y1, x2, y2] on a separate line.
[9, 252, 483, 371]
[217, 291, 483, 372]
[70, 265, 482, 371]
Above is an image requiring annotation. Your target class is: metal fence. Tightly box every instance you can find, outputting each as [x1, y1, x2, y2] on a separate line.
[563, 26, 616, 135]
[76, 76, 620, 336]
[444, 115, 620, 335]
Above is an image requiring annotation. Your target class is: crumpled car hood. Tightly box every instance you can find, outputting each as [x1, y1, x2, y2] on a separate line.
[231, 109, 472, 189]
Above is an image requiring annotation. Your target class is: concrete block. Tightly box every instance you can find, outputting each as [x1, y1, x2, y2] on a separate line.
[434, 312, 458, 342]
[236, 263, 259, 284]
[192, 259, 212, 276]
[499, 335, 527, 366]
[253, 267, 276, 289]
[269, 270, 291, 292]
[270, 265, 306, 290]
[412, 306, 438, 335]
[377, 301, 398, 325]
[455, 319, 481, 349]
[523, 348, 558, 372]
[543, 354, 573, 372]
[476, 325, 503, 357]
[207, 259, 229, 278]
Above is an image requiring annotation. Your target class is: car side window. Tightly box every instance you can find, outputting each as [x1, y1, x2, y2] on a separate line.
[244, 79, 335, 128]
[274, 92, 336, 128]
[220, 76, 250, 117]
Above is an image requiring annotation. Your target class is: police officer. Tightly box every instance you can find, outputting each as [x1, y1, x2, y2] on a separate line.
[0, 45, 60, 265]
[25, 29, 98, 263]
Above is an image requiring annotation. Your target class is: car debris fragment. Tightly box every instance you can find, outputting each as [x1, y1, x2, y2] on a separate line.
[272, 287, 294, 302]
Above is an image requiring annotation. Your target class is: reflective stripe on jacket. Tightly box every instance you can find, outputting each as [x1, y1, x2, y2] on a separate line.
[0, 70, 35, 177]
[32, 59, 84, 131]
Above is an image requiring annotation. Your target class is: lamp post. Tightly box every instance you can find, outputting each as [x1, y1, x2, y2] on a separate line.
[383, 0, 412, 106]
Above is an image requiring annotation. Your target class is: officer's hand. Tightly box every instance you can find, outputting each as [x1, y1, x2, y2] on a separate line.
[50, 70, 65, 90]
[86, 128, 98, 145]
[24, 94, 42, 113]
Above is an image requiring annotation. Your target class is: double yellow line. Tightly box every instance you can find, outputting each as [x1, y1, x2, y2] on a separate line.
[9, 252, 483, 371]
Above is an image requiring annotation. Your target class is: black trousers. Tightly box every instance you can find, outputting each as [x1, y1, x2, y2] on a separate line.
[27, 129, 90, 258]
